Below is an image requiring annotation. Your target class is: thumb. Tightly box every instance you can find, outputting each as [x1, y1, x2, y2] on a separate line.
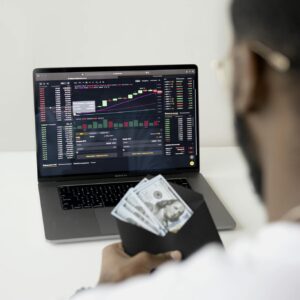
[144, 250, 182, 270]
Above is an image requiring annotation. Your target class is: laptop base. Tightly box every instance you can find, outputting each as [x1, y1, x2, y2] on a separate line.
[39, 172, 235, 243]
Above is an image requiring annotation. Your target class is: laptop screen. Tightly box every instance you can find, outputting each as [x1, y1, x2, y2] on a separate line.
[34, 65, 199, 179]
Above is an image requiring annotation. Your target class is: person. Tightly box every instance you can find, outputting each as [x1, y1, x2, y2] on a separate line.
[72, 0, 300, 298]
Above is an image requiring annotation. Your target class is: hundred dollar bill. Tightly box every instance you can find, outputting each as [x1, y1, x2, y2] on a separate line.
[111, 178, 148, 226]
[135, 178, 149, 189]
[134, 175, 193, 233]
[125, 188, 168, 235]
[112, 203, 159, 235]
[112, 191, 163, 235]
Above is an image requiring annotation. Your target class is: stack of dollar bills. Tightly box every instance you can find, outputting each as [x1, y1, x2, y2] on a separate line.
[112, 175, 194, 237]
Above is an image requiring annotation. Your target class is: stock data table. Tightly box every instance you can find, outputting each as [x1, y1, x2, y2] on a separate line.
[35, 68, 198, 178]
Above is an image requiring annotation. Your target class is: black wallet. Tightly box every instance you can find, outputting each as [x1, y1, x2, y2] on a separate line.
[116, 183, 223, 260]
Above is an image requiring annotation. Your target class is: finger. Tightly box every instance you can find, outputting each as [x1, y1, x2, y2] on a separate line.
[103, 242, 129, 259]
[103, 242, 121, 253]
[103, 243, 123, 257]
[148, 251, 182, 269]
[116, 243, 130, 258]
[169, 250, 182, 261]
[115, 242, 124, 251]
[155, 250, 182, 263]
[139, 250, 182, 270]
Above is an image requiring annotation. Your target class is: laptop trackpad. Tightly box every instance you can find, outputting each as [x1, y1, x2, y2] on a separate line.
[94, 207, 119, 235]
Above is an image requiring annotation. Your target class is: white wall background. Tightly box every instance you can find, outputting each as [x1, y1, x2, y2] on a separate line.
[0, 0, 234, 151]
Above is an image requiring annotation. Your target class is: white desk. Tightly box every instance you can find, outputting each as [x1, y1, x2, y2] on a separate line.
[0, 147, 266, 300]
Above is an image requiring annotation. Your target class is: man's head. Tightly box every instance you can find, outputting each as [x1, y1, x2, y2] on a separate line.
[230, 0, 300, 211]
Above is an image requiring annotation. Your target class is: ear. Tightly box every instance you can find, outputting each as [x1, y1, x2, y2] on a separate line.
[233, 43, 264, 114]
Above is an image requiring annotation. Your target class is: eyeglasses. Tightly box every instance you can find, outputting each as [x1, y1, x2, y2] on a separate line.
[212, 41, 291, 91]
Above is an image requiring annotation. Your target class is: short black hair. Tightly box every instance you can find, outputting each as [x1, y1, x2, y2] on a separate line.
[231, 0, 300, 66]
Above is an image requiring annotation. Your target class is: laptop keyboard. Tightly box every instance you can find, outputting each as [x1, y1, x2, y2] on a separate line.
[58, 178, 191, 210]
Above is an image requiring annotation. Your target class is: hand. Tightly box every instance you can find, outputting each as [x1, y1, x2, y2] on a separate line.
[99, 243, 182, 284]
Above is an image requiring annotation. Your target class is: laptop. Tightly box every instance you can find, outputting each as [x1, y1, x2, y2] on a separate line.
[33, 64, 235, 242]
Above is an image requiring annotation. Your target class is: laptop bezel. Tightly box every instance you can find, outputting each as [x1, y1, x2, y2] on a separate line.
[33, 64, 200, 182]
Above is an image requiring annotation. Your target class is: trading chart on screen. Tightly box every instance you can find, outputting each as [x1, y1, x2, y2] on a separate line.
[35, 68, 198, 177]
